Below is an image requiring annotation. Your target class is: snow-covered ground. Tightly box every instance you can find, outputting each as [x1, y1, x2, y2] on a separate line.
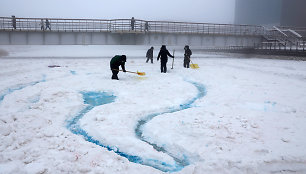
[0, 45, 306, 174]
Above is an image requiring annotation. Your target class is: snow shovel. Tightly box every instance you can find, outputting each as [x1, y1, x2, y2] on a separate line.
[171, 50, 175, 69]
[113, 69, 146, 76]
[190, 59, 199, 69]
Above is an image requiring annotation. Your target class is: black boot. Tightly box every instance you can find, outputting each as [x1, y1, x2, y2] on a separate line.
[112, 75, 119, 80]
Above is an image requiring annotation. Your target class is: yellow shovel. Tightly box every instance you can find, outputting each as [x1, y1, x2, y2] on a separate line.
[190, 59, 199, 69]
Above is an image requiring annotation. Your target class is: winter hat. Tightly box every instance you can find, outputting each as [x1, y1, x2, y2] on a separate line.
[161, 45, 166, 50]
[121, 55, 126, 62]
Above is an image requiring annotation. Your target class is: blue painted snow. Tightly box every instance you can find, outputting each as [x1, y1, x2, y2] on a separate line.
[264, 101, 277, 112]
[0, 75, 46, 104]
[26, 93, 41, 103]
[135, 81, 206, 171]
[70, 70, 76, 75]
[66, 81, 206, 173]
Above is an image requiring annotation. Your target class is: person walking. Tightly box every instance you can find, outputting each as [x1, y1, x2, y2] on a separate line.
[144, 21, 149, 32]
[157, 45, 174, 73]
[45, 19, 51, 30]
[12, 15, 16, 30]
[110, 55, 127, 80]
[131, 17, 135, 30]
[146, 47, 154, 64]
[183, 45, 192, 68]
[40, 19, 45, 31]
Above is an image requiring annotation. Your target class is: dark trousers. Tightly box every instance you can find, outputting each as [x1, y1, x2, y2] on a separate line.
[146, 57, 153, 63]
[161, 61, 167, 73]
[111, 66, 119, 80]
[184, 59, 190, 68]
[111, 70, 119, 80]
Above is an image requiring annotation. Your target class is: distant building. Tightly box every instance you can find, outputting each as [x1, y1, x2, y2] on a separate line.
[235, 0, 281, 26]
[235, 0, 306, 27]
[281, 0, 306, 27]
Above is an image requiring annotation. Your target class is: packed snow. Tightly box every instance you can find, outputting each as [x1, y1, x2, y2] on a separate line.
[0, 45, 306, 174]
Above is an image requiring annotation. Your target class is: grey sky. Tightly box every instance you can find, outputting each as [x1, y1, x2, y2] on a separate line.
[0, 0, 235, 23]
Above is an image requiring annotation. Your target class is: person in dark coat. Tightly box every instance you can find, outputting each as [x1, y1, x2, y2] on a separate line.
[144, 21, 149, 32]
[45, 19, 51, 30]
[131, 17, 135, 30]
[12, 15, 16, 29]
[157, 45, 174, 73]
[183, 45, 192, 68]
[146, 46, 154, 63]
[110, 55, 126, 80]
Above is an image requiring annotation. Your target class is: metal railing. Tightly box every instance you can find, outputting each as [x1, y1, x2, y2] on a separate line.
[0, 17, 112, 32]
[258, 41, 306, 51]
[262, 26, 305, 49]
[0, 17, 265, 36]
[277, 26, 306, 38]
[263, 27, 287, 43]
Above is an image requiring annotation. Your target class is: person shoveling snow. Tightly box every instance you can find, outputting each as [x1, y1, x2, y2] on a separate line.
[110, 55, 145, 80]
[110, 55, 127, 80]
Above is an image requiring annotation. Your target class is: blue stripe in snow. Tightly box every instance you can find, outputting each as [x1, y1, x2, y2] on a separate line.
[66, 81, 206, 172]
[0, 75, 46, 104]
[135, 81, 206, 170]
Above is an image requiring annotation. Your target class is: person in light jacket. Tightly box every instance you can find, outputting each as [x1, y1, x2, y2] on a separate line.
[40, 19, 45, 31]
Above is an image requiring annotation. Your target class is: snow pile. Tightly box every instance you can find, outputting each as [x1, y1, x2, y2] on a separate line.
[0, 45, 306, 173]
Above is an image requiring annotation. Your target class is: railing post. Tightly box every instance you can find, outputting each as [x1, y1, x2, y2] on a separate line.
[64, 19, 66, 32]
[85, 20, 87, 32]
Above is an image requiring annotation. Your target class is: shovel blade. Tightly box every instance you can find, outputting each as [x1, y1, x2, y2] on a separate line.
[190, 64, 199, 69]
[137, 71, 146, 76]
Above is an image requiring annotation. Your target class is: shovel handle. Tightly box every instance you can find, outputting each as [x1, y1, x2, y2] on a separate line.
[112, 69, 136, 74]
[112, 69, 146, 76]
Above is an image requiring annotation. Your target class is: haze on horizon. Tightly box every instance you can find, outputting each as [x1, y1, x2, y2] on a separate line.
[0, 0, 236, 24]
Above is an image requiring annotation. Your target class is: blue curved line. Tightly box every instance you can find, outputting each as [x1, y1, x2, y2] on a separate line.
[135, 81, 206, 171]
[70, 70, 76, 75]
[66, 81, 206, 173]
[0, 75, 46, 104]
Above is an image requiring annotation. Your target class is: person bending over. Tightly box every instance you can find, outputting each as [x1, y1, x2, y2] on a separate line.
[110, 55, 126, 80]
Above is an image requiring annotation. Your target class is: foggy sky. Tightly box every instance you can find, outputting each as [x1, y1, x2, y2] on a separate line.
[0, 0, 235, 24]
